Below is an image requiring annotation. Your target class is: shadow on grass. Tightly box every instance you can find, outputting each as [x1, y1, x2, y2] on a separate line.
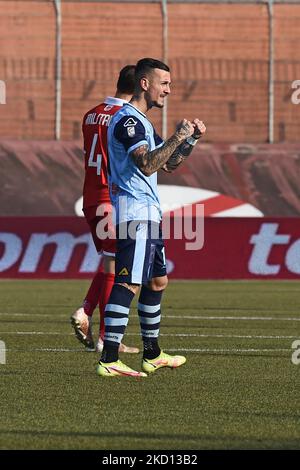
[0, 429, 201, 443]
[0, 429, 300, 450]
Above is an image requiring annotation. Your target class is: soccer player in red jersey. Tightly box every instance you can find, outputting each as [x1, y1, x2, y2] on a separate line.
[71, 65, 139, 354]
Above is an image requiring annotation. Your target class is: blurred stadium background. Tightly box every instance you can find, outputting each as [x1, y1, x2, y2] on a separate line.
[1, 0, 300, 452]
[1, 0, 300, 279]
[1, 0, 300, 142]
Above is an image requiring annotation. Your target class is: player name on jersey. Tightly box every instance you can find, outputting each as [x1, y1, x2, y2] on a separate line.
[85, 112, 112, 126]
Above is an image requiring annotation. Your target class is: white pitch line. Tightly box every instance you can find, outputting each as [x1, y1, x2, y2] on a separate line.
[0, 312, 79, 317]
[0, 331, 72, 335]
[0, 312, 49, 316]
[28, 348, 84, 352]
[151, 333, 298, 339]
[0, 331, 298, 340]
[165, 315, 300, 321]
[2, 347, 290, 353]
[1, 312, 300, 321]
[167, 348, 291, 353]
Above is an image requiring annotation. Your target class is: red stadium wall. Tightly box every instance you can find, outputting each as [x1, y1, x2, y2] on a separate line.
[1, 140, 300, 217]
[0, 1, 300, 141]
[1, 217, 300, 280]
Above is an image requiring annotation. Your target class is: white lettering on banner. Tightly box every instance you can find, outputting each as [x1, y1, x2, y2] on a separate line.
[19, 233, 100, 273]
[285, 239, 300, 274]
[248, 223, 290, 274]
[3, 222, 300, 278]
[248, 223, 300, 275]
[0, 233, 23, 271]
[0, 230, 173, 275]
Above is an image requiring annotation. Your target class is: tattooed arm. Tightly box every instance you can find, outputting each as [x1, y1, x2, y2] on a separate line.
[165, 119, 206, 172]
[130, 119, 194, 177]
[163, 141, 193, 171]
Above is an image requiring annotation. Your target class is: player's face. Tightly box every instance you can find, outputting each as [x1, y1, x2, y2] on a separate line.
[147, 68, 171, 108]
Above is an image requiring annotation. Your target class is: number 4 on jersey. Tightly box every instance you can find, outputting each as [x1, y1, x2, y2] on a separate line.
[88, 133, 102, 175]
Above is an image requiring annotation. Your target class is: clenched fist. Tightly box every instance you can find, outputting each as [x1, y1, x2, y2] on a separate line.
[191, 119, 206, 139]
[175, 119, 195, 142]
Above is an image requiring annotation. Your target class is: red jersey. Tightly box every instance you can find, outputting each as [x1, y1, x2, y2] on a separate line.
[82, 97, 127, 209]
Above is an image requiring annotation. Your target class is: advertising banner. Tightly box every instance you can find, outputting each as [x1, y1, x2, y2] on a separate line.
[1, 217, 300, 279]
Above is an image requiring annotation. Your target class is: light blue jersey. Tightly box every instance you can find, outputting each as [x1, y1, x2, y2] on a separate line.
[108, 103, 164, 224]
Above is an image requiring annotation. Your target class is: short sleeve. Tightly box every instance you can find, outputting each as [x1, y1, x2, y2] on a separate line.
[153, 128, 164, 149]
[114, 115, 148, 153]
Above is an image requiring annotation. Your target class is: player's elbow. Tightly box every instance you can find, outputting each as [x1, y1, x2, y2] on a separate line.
[140, 167, 154, 177]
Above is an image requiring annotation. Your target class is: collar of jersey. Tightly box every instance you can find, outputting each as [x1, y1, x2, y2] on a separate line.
[126, 102, 147, 118]
[104, 96, 128, 107]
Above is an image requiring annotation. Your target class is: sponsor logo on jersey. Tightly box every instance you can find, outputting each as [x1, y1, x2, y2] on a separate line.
[127, 126, 135, 137]
[123, 118, 137, 127]
[118, 267, 129, 276]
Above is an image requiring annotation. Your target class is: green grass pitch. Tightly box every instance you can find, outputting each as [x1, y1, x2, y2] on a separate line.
[0, 279, 299, 450]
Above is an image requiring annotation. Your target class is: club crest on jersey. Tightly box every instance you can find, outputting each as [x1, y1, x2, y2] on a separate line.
[127, 126, 135, 137]
[123, 117, 137, 127]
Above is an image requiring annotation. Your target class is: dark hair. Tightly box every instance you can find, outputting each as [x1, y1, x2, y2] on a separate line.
[135, 58, 170, 82]
[117, 65, 136, 94]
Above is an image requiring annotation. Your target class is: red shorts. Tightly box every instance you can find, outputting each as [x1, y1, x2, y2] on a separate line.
[83, 204, 116, 256]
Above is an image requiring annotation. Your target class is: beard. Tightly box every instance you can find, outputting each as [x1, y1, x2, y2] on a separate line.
[145, 92, 165, 110]
[150, 99, 164, 109]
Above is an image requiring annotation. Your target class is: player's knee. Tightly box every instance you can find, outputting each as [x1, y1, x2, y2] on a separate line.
[149, 276, 168, 291]
[116, 282, 139, 295]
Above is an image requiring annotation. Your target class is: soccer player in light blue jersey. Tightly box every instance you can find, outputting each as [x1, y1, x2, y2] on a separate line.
[97, 58, 206, 377]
